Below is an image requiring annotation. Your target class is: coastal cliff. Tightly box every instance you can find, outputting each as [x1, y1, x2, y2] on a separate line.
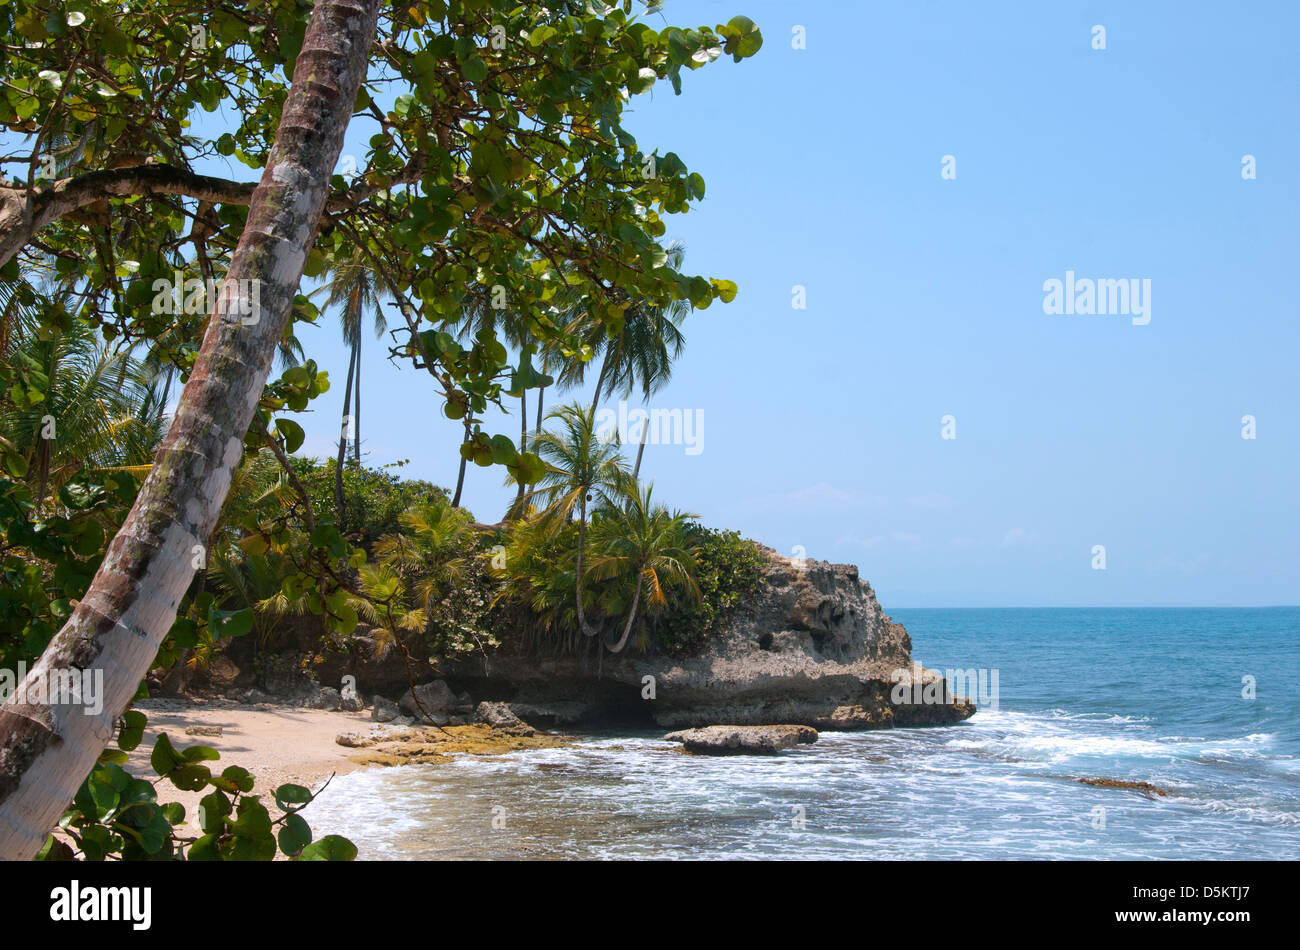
[436, 547, 976, 730]
[217, 548, 976, 731]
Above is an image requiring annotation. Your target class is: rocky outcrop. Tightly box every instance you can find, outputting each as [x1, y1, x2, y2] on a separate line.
[339, 678, 364, 713]
[371, 695, 402, 723]
[333, 723, 573, 766]
[310, 687, 342, 710]
[475, 701, 536, 736]
[398, 679, 458, 724]
[441, 548, 976, 732]
[1076, 778, 1172, 797]
[665, 725, 818, 754]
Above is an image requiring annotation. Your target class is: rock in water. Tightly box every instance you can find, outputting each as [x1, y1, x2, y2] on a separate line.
[475, 702, 536, 736]
[664, 725, 818, 754]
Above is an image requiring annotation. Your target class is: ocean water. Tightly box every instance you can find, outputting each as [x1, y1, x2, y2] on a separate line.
[308, 608, 1299, 860]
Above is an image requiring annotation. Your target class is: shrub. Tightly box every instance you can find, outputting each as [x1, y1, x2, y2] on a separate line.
[653, 523, 766, 655]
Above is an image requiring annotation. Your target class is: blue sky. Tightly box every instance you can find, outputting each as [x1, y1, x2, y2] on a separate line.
[208, 1, 1297, 607]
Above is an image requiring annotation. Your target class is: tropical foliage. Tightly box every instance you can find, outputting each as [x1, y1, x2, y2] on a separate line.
[45, 721, 353, 862]
[0, 0, 765, 861]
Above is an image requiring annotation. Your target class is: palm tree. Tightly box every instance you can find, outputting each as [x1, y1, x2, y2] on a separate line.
[552, 243, 690, 479]
[554, 242, 689, 414]
[586, 483, 699, 653]
[0, 305, 164, 506]
[310, 250, 390, 526]
[365, 495, 475, 656]
[492, 507, 584, 654]
[207, 548, 306, 652]
[372, 496, 474, 606]
[523, 402, 629, 640]
[350, 562, 429, 659]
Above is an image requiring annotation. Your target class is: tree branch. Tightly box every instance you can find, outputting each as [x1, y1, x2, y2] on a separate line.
[0, 161, 424, 269]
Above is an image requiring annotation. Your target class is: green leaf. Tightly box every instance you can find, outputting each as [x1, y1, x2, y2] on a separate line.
[220, 765, 255, 793]
[229, 798, 273, 839]
[214, 607, 253, 638]
[237, 534, 269, 557]
[150, 734, 181, 776]
[508, 451, 547, 487]
[297, 835, 357, 861]
[722, 15, 764, 60]
[161, 802, 186, 826]
[489, 434, 517, 464]
[87, 778, 119, 818]
[189, 834, 221, 861]
[120, 778, 156, 808]
[627, 66, 657, 95]
[710, 278, 738, 303]
[169, 617, 200, 649]
[275, 418, 305, 453]
[169, 763, 211, 791]
[182, 744, 220, 762]
[198, 790, 231, 834]
[274, 783, 313, 811]
[69, 519, 104, 557]
[277, 813, 312, 856]
[3, 451, 28, 478]
[36, 835, 76, 861]
[133, 806, 173, 854]
[117, 710, 146, 752]
[462, 56, 489, 84]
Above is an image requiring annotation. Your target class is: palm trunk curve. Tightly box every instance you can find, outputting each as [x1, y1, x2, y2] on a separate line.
[0, 0, 382, 861]
[336, 339, 357, 527]
[602, 572, 644, 654]
[352, 330, 361, 467]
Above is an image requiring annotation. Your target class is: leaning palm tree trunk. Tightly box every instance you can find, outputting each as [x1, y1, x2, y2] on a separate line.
[512, 389, 527, 511]
[574, 493, 601, 639]
[336, 339, 357, 526]
[587, 361, 609, 417]
[451, 415, 471, 508]
[0, 0, 381, 861]
[531, 383, 544, 492]
[632, 408, 651, 480]
[352, 330, 362, 467]
[603, 572, 644, 654]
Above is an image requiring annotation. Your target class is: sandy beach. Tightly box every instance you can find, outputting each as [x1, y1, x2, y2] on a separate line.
[125, 699, 377, 836]
[115, 698, 574, 847]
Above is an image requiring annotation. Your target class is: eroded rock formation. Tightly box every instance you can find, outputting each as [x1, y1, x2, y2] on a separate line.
[441, 547, 976, 731]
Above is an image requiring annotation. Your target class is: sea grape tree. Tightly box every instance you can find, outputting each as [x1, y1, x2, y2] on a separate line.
[0, 0, 760, 859]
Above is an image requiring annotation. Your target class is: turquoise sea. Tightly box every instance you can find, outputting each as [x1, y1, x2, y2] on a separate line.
[309, 608, 1299, 860]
